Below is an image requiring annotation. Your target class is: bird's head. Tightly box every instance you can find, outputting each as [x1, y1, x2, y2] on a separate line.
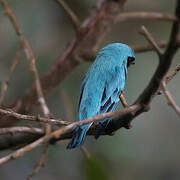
[127, 55, 135, 68]
[101, 43, 135, 68]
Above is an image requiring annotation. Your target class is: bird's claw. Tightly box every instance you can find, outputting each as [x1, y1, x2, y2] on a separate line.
[124, 123, 132, 129]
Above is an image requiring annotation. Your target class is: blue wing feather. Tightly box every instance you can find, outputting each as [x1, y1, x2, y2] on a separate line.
[67, 59, 126, 149]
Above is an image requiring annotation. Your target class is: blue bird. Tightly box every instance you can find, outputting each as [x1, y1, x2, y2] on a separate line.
[67, 43, 135, 149]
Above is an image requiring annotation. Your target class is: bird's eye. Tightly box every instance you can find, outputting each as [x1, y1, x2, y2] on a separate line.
[127, 56, 135, 67]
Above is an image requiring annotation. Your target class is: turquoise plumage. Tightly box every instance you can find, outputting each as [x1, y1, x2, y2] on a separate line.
[67, 43, 135, 149]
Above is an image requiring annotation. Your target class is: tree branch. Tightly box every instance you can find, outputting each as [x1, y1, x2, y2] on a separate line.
[140, 25, 163, 57]
[161, 80, 180, 116]
[135, 0, 180, 106]
[0, 104, 139, 165]
[0, 47, 22, 106]
[0, 126, 44, 135]
[117, 12, 177, 22]
[165, 63, 180, 83]
[55, 0, 81, 32]
[0, 108, 69, 125]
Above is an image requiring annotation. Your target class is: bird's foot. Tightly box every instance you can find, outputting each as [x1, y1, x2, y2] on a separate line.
[124, 123, 132, 129]
[109, 131, 115, 136]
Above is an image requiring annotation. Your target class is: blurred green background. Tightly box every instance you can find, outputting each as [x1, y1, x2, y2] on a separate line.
[0, 0, 180, 179]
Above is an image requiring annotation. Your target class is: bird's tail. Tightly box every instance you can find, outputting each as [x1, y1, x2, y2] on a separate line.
[66, 125, 89, 149]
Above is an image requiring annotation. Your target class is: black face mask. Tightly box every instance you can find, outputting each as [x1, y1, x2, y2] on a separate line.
[127, 56, 135, 68]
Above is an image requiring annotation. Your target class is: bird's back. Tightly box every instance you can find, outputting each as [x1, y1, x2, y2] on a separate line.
[78, 52, 126, 121]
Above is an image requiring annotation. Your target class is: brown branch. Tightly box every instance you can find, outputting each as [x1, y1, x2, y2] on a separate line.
[0, 47, 22, 106]
[0, 104, 139, 151]
[0, 104, 139, 165]
[55, 0, 80, 32]
[80, 146, 91, 159]
[0, 108, 69, 125]
[27, 143, 49, 180]
[119, 91, 129, 108]
[135, 0, 180, 107]
[165, 63, 180, 83]
[117, 12, 177, 22]
[161, 80, 180, 116]
[140, 25, 163, 57]
[132, 41, 168, 53]
[0, 126, 44, 135]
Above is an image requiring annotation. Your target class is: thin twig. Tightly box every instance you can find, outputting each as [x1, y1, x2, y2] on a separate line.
[55, 0, 80, 32]
[0, 47, 22, 106]
[140, 25, 163, 57]
[0, 108, 68, 125]
[132, 41, 168, 53]
[0, 126, 44, 135]
[80, 146, 91, 159]
[161, 81, 180, 116]
[165, 63, 180, 83]
[119, 91, 129, 108]
[27, 143, 49, 180]
[0, 103, 138, 135]
[157, 63, 180, 95]
[118, 12, 177, 22]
